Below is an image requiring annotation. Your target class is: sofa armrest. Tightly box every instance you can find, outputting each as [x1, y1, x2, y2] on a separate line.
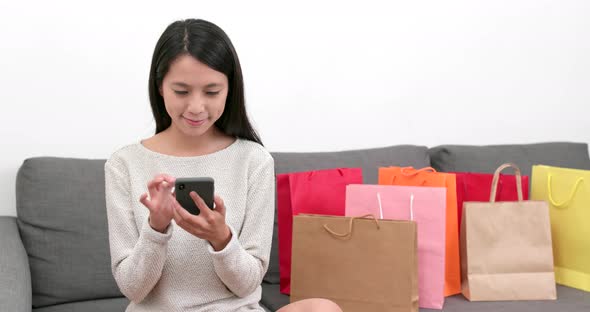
[0, 216, 32, 312]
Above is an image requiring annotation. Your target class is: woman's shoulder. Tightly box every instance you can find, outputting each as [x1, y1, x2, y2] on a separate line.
[105, 143, 143, 168]
[235, 140, 275, 186]
[235, 139, 274, 165]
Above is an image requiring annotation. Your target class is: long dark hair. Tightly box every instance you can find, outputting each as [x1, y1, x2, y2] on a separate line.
[148, 19, 262, 145]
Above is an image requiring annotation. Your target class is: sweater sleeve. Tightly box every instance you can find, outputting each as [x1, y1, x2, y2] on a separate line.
[104, 158, 173, 303]
[208, 154, 275, 297]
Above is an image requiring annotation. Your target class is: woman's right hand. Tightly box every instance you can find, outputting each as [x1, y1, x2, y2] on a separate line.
[139, 174, 177, 233]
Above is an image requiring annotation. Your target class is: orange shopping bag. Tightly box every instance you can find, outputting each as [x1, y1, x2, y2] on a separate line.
[378, 166, 461, 296]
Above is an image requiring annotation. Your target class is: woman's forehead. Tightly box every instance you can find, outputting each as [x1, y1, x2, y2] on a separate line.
[165, 55, 227, 86]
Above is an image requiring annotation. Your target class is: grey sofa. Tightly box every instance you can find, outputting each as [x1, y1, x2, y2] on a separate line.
[2, 142, 590, 312]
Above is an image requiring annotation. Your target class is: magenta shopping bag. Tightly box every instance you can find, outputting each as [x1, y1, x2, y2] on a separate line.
[345, 184, 447, 309]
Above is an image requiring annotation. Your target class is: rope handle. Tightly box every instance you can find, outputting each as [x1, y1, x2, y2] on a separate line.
[547, 175, 584, 208]
[375, 191, 415, 220]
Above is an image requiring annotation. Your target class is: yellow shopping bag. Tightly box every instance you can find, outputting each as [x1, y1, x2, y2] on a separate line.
[531, 165, 590, 292]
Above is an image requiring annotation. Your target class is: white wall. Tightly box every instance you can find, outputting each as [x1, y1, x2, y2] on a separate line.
[1, 0, 589, 216]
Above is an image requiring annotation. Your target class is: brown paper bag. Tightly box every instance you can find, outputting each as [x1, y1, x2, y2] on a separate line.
[290, 214, 419, 312]
[461, 163, 557, 301]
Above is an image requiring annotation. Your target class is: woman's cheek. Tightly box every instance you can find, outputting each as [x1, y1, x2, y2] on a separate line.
[215, 105, 225, 118]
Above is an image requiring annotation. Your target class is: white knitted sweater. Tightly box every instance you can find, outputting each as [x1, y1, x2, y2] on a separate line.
[104, 138, 275, 311]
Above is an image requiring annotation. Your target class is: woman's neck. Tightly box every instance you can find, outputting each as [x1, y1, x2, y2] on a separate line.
[143, 125, 235, 157]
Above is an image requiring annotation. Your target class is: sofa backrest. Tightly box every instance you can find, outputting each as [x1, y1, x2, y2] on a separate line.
[429, 142, 590, 177]
[16, 158, 122, 308]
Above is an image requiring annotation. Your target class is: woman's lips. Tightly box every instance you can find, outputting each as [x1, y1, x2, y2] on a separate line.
[183, 116, 206, 126]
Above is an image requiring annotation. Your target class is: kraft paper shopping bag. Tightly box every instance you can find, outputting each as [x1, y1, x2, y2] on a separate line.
[462, 163, 556, 301]
[291, 214, 419, 312]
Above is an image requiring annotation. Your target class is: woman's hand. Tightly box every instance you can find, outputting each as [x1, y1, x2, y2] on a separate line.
[139, 174, 177, 233]
[173, 192, 232, 251]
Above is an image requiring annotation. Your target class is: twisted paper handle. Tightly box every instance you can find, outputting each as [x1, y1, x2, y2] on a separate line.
[323, 214, 380, 238]
[490, 163, 523, 202]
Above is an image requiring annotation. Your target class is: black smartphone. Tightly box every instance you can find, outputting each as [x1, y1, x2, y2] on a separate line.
[175, 177, 215, 215]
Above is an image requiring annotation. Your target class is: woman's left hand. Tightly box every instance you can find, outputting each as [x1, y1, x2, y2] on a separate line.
[173, 192, 232, 251]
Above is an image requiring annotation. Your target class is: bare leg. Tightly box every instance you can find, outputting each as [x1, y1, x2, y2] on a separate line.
[276, 298, 342, 312]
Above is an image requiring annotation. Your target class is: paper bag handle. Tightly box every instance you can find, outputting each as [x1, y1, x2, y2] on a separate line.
[323, 214, 380, 239]
[376, 192, 414, 220]
[308, 168, 345, 180]
[400, 166, 437, 176]
[490, 163, 523, 202]
[547, 175, 584, 208]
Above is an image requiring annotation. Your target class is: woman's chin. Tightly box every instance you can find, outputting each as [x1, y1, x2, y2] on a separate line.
[181, 125, 213, 138]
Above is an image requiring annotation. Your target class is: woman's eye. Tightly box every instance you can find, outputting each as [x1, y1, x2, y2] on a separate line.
[173, 90, 188, 95]
[206, 91, 220, 96]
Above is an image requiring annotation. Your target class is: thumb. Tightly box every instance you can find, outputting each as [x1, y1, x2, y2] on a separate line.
[139, 193, 154, 212]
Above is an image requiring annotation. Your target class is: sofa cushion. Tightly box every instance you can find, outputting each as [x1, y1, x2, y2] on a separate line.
[259, 284, 589, 312]
[33, 297, 128, 312]
[259, 285, 590, 312]
[261, 282, 290, 311]
[0, 216, 31, 312]
[16, 157, 122, 307]
[429, 142, 590, 177]
[264, 145, 430, 284]
[441, 285, 590, 312]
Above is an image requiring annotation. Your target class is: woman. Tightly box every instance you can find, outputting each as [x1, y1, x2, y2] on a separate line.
[104, 18, 341, 312]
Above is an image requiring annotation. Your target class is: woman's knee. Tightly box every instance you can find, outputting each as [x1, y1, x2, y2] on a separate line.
[279, 298, 342, 312]
[311, 298, 342, 311]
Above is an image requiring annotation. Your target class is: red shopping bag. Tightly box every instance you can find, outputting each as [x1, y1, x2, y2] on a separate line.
[278, 168, 363, 295]
[455, 172, 529, 234]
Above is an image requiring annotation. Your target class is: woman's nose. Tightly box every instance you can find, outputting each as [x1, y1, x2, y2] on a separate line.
[187, 94, 205, 113]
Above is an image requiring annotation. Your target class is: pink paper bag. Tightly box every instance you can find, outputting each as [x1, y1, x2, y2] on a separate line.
[345, 184, 447, 309]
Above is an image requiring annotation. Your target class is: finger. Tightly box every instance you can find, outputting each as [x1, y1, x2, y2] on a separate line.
[148, 175, 166, 186]
[147, 176, 165, 194]
[139, 193, 154, 211]
[161, 180, 174, 193]
[173, 210, 195, 236]
[174, 201, 207, 229]
[190, 191, 213, 217]
[213, 195, 226, 216]
[152, 173, 172, 180]
[161, 174, 176, 184]
[148, 173, 174, 190]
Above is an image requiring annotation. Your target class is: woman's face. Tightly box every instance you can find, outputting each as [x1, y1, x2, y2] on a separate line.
[160, 54, 229, 138]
